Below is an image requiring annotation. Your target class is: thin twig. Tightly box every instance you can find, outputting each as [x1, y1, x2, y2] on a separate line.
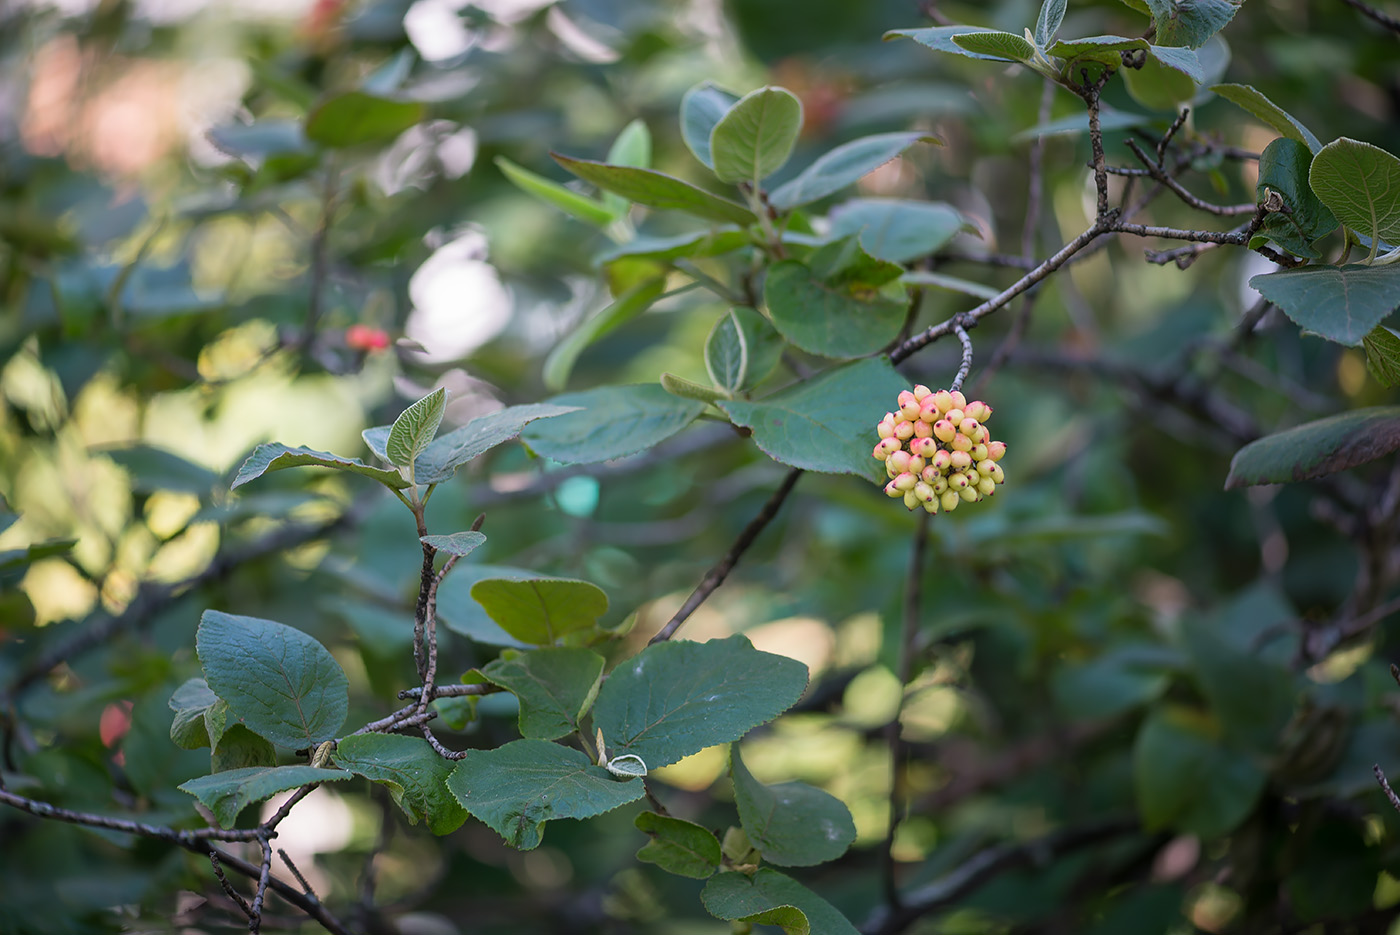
[1341, 0, 1400, 33]
[1124, 138, 1256, 217]
[949, 322, 975, 392]
[649, 468, 804, 643]
[0, 788, 263, 842]
[1376, 765, 1400, 814]
[421, 723, 469, 760]
[210, 850, 255, 919]
[398, 683, 501, 700]
[278, 849, 318, 898]
[249, 836, 274, 933]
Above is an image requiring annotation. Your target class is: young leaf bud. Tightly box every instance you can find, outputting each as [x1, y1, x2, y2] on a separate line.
[903, 489, 920, 510]
[893, 471, 918, 491]
[950, 433, 973, 453]
[933, 420, 957, 443]
[931, 390, 954, 413]
[940, 490, 961, 512]
[949, 390, 967, 410]
[986, 440, 1007, 461]
[950, 449, 972, 470]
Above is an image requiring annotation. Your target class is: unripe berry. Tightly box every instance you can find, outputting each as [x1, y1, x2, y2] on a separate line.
[907, 456, 926, 475]
[949, 390, 967, 410]
[893, 471, 918, 491]
[913, 419, 933, 438]
[965, 401, 992, 422]
[873, 438, 901, 460]
[933, 420, 957, 443]
[977, 476, 997, 497]
[986, 440, 1007, 461]
[945, 408, 964, 425]
[949, 471, 969, 490]
[950, 449, 972, 470]
[931, 475, 948, 494]
[972, 425, 989, 444]
[921, 465, 939, 485]
[894, 420, 915, 441]
[912, 384, 932, 401]
[950, 434, 973, 453]
[940, 490, 961, 512]
[931, 390, 954, 413]
[899, 393, 920, 419]
[877, 419, 895, 440]
[888, 450, 912, 474]
[909, 436, 938, 458]
[931, 449, 952, 472]
[913, 481, 935, 503]
[918, 400, 941, 423]
[884, 480, 904, 498]
[976, 459, 995, 477]
[922, 497, 940, 514]
[903, 490, 920, 510]
[985, 462, 1005, 484]
[971, 443, 989, 462]
[958, 417, 981, 438]
[959, 486, 979, 503]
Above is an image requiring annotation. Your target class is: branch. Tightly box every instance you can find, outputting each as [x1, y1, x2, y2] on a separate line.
[648, 468, 803, 643]
[1341, 0, 1400, 33]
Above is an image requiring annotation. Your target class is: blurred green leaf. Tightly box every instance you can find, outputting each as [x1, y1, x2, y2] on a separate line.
[552, 154, 756, 224]
[710, 86, 803, 185]
[1362, 325, 1400, 386]
[420, 531, 486, 558]
[770, 133, 939, 210]
[885, 25, 1028, 62]
[543, 279, 666, 392]
[706, 307, 784, 394]
[231, 443, 410, 491]
[702, 869, 858, 935]
[681, 82, 741, 170]
[730, 744, 855, 866]
[827, 198, 965, 264]
[1210, 83, 1321, 152]
[179, 766, 350, 828]
[304, 91, 425, 147]
[635, 812, 722, 879]
[1133, 707, 1265, 837]
[1145, 0, 1241, 49]
[522, 385, 705, 464]
[764, 238, 906, 358]
[470, 577, 609, 646]
[1225, 406, 1400, 487]
[496, 156, 615, 227]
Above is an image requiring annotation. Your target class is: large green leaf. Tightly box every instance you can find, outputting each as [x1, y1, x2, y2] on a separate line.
[1133, 707, 1265, 837]
[1249, 264, 1400, 346]
[827, 198, 964, 264]
[769, 133, 939, 210]
[521, 384, 705, 464]
[470, 577, 609, 646]
[1047, 35, 1149, 69]
[385, 388, 446, 469]
[231, 443, 409, 490]
[730, 744, 855, 867]
[178, 766, 351, 828]
[552, 154, 756, 225]
[1050, 647, 1171, 721]
[1144, 0, 1241, 49]
[681, 82, 740, 170]
[1181, 619, 1297, 754]
[372, 403, 579, 485]
[951, 30, 1035, 62]
[1363, 326, 1400, 387]
[1308, 138, 1400, 261]
[333, 734, 467, 835]
[445, 739, 645, 849]
[705, 307, 785, 395]
[196, 610, 349, 750]
[102, 444, 219, 496]
[1122, 46, 1201, 110]
[211, 725, 278, 774]
[595, 229, 750, 265]
[168, 678, 224, 750]
[542, 278, 666, 392]
[764, 237, 907, 358]
[1251, 138, 1338, 259]
[481, 647, 605, 739]
[1210, 84, 1321, 152]
[719, 357, 910, 483]
[304, 91, 425, 148]
[710, 86, 803, 185]
[634, 812, 722, 879]
[1225, 406, 1400, 488]
[701, 869, 859, 935]
[884, 25, 1028, 62]
[590, 635, 808, 770]
[495, 155, 615, 227]
[436, 564, 538, 646]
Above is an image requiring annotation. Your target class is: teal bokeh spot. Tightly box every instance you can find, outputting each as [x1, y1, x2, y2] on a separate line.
[556, 476, 600, 517]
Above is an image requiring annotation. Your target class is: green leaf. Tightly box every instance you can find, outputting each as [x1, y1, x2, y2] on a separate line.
[1016, 103, 1155, 139]
[710, 86, 803, 186]
[884, 26, 1026, 62]
[769, 133, 939, 210]
[1047, 35, 1149, 68]
[0, 537, 77, 576]
[1051, 647, 1171, 721]
[386, 387, 446, 469]
[681, 82, 740, 170]
[764, 239, 907, 359]
[1181, 618, 1297, 754]
[1210, 84, 1321, 153]
[211, 724, 278, 774]
[521, 384, 706, 464]
[437, 564, 538, 646]
[1363, 326, 1400, 387]
[1308, 138, 1400, 260]
[101, 444, 219, 496]
[603, 119, 653, 218]
[196, 610, 349, 749]
[661, 372, 730, 404]
[901, 271, 1000, 300]
[702, 869, 859, 935]
[178, 766, 351, 828]
[168, 678, 223, 750]
[1225, 406, 1400, 488]
[304, 91, 425, 148]
[706, 307, 784, 394]
[730, 745, 855, 867]
[480, 647, 605, 739]
[1035, 0, 1068, 47]
[595, 229, 751, 264]
[542, 278, 666, 392]
[719, 357, 910, 483]
[404, 403, 580, 484]
[1146, 44, 1205, 84]
[445, 739, 645, 849]
[552, 154, 756, 225]
[1133, 707, 1265, 837]
[333, 734, 468, 835]
[470, 577, 609, 646]
[420, 531, 486, 558]
[324, 596, 413, 656]
[231, 442, 410, 490]
[591, 634, 809, 770]
[206, 120, 311, 159]
[495, 156, 614, 227]
[827, 198, 965, 264]
[634, 812, 723, 879]
[1144, 0, 1241, 49]
[1249, 264, 1400, 346]
[950, 30, 1036, 62]
[1123, 47, 1201, 110]
[1251, 138, 1338, 259]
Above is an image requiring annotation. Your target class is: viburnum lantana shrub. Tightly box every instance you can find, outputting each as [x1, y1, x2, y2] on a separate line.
[4, 0, 1400, 932]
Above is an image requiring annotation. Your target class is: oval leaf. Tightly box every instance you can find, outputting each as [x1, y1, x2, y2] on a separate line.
[470, 577, 609, 646]
[1249, 263, 1400, 346]
[232, 442, 410, 490]
[950, 30, 1035, 62]
[1308, 138, 1400, 259]
[480, 647, 606, 739]
[885, 25, 1029, 62]
[543, 278, 666, 392]
[681, 82, 740, 169]
[635, 811, 722, 879]
[420, 531, 486, 558]
[702, 869, 859, 935]
[410, 403, 581, 484]
[179, 765, 350, 828]
[730, 745, 855, 867]
[1225, 406, 1400, 488]
[1210, 84, 1321, 153]
[590, 634, 809, 770]
[706, 307, 785, 394]
[710, 86, 803, 185]
[1133, 707, 1265, 837]
[197, 610, 349, 749]
[1363, 326, 1400, 387]
[305, 91, 424, 148]
[1251, 138, 1338, 258]
[386, 387, 446, 468]
[521, 384, 705, 464]
[333, 734, 467, 835]
[445, 739, 645, 849]
[770, 133, 939, 210]
[552, 153, 756, 225]
[827, 198, 965, 264]
[1145, 0, 1240, 49]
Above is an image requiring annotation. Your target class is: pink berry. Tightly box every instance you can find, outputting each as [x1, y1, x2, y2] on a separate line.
[894, 421, 915, 441]
[907, 455, 926, 475]
[944, 408, 964, 425]
[950, 450, 972, 470]
[873, 438, 900, 460]
[909, 437, 938, 458]
[884, 480, 904, 498]
[921, 465, 939, 484]
[958, 418, 981, 438]
[888, 450, 912, 473]
[950, 434, 973, 453]
[931, 390, 953, 414]
[912, 384, 932, 401]
[933, 420, 956, 443]
[913, 420, 933, 439]
[931, 449, 952, 472]
[893, 471, 918, 491]
[986, 440, 1007, 461]
[949, 390, 967, 410]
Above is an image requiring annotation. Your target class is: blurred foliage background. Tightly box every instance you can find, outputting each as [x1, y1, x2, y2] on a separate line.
[2, 0, 1400, 932]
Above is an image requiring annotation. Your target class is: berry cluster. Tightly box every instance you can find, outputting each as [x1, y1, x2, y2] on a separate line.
[874, 385, 1007, 514]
